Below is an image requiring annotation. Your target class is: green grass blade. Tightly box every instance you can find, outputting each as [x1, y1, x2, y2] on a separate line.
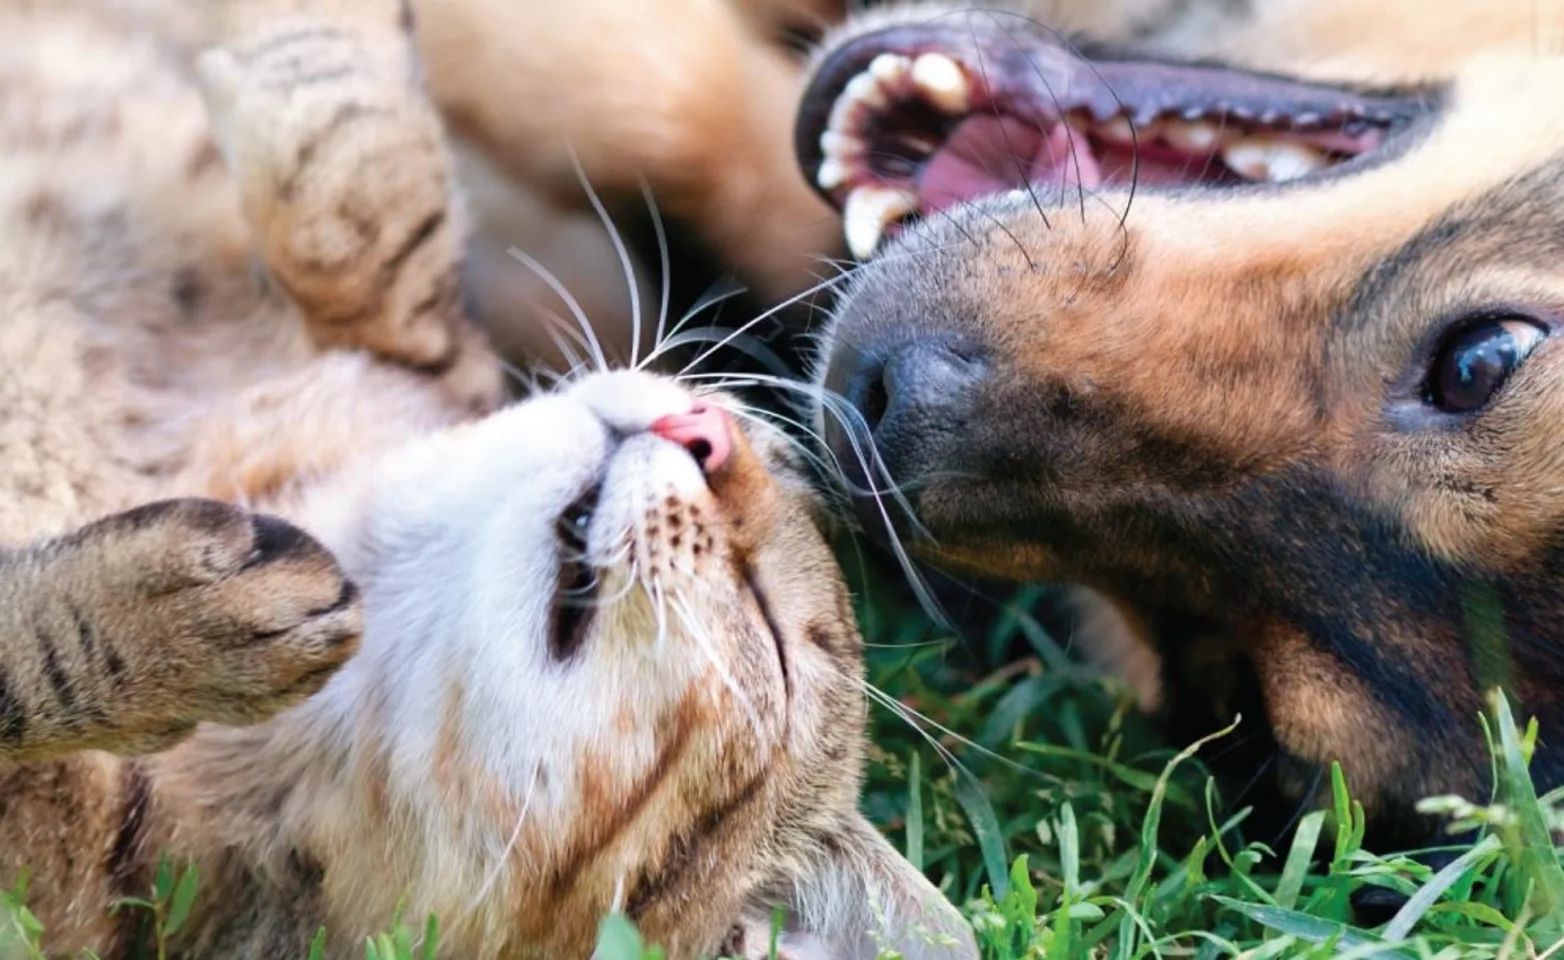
[1116, 717, 1241, 956]
[1127, 718, 1241, 905]
[1060, 803, 1082, 898]
[161, 865, 198, 939]
[1382, 834, 1502, 942]
[1051, 806, 1081, 959]
[1275, 811, 1326, 911]
[152, 857, 174, 906]
[593, 913, 644, 960]
[953, 766, 1011, 899]
[421, 914, 439, 960]
[1014, 742, 1188, 801]
[907, 751, 924, 871]
[1209, 896, 1412, 956]
[1489, 690, 1564, 925]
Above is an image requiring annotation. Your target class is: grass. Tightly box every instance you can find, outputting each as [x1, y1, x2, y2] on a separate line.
[812, 559, 1564, 959]
[5, 568, 1563, 960]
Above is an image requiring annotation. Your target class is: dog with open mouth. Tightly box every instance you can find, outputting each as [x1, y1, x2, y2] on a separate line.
[799, 1, 1564, 858]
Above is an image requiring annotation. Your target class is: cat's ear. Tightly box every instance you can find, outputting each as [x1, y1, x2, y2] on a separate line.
[732, 815, 977, 960]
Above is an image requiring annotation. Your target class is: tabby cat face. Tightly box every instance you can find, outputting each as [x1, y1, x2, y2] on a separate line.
[304, 370, 866, 953]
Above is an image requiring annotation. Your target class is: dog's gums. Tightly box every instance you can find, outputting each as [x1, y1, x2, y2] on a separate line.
[796, 18, 1428, 257]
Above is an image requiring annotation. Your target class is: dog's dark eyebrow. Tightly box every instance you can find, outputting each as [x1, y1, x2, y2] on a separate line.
[1332, 150, 1564, 346]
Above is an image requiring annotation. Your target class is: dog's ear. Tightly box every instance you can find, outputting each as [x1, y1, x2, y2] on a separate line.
[734, 815, 978, 960]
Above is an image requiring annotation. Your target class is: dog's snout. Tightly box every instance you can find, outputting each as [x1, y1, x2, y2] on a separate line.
[827, 336, 987, 500]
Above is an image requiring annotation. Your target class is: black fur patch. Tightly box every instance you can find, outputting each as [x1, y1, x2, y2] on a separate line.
[0, 667, 27, 745]
[243, 513, 311, 571]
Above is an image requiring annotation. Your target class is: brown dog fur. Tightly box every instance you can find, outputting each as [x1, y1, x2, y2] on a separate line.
[802, 1, 1564, 847]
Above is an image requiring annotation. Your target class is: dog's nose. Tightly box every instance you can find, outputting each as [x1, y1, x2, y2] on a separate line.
[651, 403, 732, 473]
[831, 336, 987, 492]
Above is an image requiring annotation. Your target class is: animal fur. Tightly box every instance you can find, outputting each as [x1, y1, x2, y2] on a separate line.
[0, 1, 975, 957]
[800, 0, 1564, 849]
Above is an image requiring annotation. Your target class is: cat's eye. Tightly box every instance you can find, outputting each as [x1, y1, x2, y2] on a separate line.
[550, 486, 601, 661]
[1424, 318, 1546, 413]
[556, 486, 599, 554]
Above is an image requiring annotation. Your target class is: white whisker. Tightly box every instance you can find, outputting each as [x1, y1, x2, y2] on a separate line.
[507, 247, 609, 374]
[639, 275, 751, 372]
[638, 175, 673, 371]
[674, 272, 852, 376]
[856, 676, 1051, 783]
[458, 761, 542, 930]
[669, 591, 768, 754]
[567, 146, 643, 367]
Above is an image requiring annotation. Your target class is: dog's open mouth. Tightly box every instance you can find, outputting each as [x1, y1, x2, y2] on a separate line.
[796, 23, 1433, 258]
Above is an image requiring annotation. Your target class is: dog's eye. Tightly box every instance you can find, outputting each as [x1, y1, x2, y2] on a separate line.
[1425, 318, 1546, 413]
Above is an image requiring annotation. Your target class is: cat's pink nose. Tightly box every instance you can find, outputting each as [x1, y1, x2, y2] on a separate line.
[651, 403, 732, 473]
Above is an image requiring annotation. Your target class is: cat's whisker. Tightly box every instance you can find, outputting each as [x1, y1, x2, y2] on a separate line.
[537, 308, 591, 374]
[678, 371, 927, 502]
[649, 580, 671, 653]
[507, 246, 610, 374]
[526, 359, 588, 394]
[670, 590, 768, 754]
[637, 175, 673, 372]
[491, 354, 533, 393]
[856, 679, 971, 777]
[456, 761, 542, 935]
[724, 405, 841, 491]
[657, 328, 796, 382]
[566, 145, 643, 368]
[594, 562, 643, 608]
[637, 275, 751, 372]
[675, 272, 852, 377]
[856, 677, 1055, 784]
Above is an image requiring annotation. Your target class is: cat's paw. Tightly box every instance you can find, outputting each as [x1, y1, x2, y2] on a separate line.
[64, 498, 362, 745]
[194, 22, 468, 374]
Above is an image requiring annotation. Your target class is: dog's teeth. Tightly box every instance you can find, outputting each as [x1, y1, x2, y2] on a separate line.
[1161, 119, 1223, 152]
[869, 53, 912, 85]
[820, 130, 863, 159]
[1220, 138, 1328, 182]
[827, 93, 859, 136]
[1132, 106, 1163, 127]
[845, 73, 888, 110]
[910, 52, 970, 114]
[817, 158, 849, 191]
[843, 186, 917, 259]
[1095, 114, 1135, 144]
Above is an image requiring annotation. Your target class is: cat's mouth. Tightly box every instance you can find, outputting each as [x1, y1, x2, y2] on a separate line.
[795, 22, 1432, 258]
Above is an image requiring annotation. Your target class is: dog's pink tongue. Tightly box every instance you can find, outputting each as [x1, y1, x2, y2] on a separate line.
[917, 115, 1102, 215]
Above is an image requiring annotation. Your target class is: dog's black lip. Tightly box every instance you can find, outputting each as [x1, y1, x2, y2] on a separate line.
[795, 22, 1438, 207]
